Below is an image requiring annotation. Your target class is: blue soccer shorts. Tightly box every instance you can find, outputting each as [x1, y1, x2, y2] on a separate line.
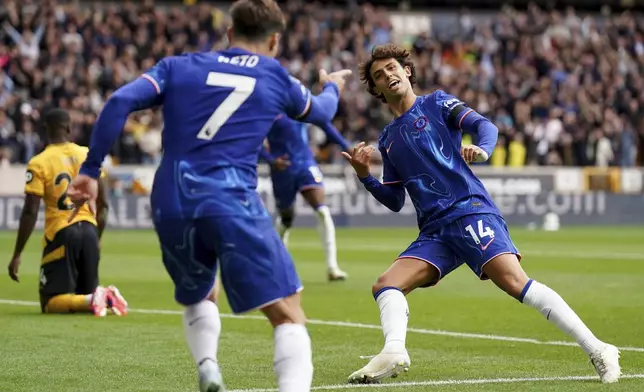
[271, 163, 324, 211]
[153, 209, 302, 313]
[398, 213, 521, 287]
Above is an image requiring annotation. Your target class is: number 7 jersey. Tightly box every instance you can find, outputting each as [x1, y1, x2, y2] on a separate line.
[142, 48, 315, 220]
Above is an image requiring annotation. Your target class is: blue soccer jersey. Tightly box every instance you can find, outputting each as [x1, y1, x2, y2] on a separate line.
[266, 116, 315, 165]
[79, 48, 341, 311]
[81, 48, 340, 220]
[364, 90, 502, 234]
[263, 115, 349, 166]
[360, 90, 521, 286]
[261, 115, 350, 210]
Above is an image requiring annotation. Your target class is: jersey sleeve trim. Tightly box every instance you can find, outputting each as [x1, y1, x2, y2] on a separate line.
[383, 180, 403, 185]
[458, 109, 474, 129]
[141, 74, 161, 94]
[294, 95, 312, 120]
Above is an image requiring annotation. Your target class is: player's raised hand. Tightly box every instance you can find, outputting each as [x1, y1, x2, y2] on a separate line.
[341, 142, 375, 179]
[67, 174, 99, 222]
[319, 69, 352, 94]
[461, 145, 489, 164]
[8, 256, 20, 282]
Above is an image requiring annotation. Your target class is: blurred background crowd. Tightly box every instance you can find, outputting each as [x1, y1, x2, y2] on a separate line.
[0, 0, 643, 168]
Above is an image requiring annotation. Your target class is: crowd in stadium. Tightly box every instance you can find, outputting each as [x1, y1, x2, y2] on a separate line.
[0, 0, 642, 167]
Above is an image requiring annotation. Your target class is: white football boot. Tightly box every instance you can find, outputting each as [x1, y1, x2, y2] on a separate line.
[590, 344, 621, 383]
[348, 350, 410, 384]
[199, 360, 226, 392]
[328, 268, 348, 282]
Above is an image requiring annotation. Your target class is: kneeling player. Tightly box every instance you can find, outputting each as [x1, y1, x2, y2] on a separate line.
[342, 45, 620, 384]
[7, 109, 128, 317]
[261, 115, 349, 281]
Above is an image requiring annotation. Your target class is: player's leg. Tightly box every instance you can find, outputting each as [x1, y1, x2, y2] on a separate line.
[271, 170, 297, 246]
[484, 255, 620, 382]
[349, 235, 458, 384]
[455, 214, 620, 383]
[75, 221, 129, 316]
[300, 182, 346, 281]
[214, 208, 313, 392]
[259, 292, 312, 392]
[154, 218, 224, 392]
[275, 207, 295, 246]
[39, 224, 106, 315]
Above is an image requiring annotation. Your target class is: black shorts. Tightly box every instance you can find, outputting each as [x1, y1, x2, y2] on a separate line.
[39, 221, 100, 312]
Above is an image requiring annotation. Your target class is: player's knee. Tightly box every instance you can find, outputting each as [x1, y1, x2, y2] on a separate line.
[261, 294, 306, 327]
[501, 274, 531, 299]
[206, 284, 219, 305]
[484, 254, 530, 299]
[372, 274, 404, 297]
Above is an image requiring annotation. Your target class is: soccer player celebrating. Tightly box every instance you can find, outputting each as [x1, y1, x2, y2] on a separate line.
[261, 116, 350, 281]
[342, 44, 621, 384]
[7, 108, 128, 317]
[65, 0, 351, 390]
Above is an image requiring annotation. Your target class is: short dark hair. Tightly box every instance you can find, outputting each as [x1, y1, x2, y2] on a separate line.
[358, 44, 417, 103]
[43, 108, 71, 138]
[230, 0, 285, 42]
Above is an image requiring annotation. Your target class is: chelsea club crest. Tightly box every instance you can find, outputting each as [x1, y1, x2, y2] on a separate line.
[414, 116, 428, 130]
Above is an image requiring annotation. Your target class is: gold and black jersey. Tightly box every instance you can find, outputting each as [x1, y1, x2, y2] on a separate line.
[24, 143, 104, 261]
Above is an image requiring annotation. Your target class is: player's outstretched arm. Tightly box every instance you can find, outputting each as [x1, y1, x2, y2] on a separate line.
[95, 176, 109, 239]
[342, 142, 406, 212]
[80, 77, 161, 179]
[319, 121, 350, 152]
[8, 193, 41, 282]
[68, 65, 165, 215]
[285, 69, 352, 127]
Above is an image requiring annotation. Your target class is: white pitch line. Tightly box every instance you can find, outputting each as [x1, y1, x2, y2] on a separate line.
[228, 374, 644, 392]
[1, 298, 644, 353]
[288, 241, 644, 260]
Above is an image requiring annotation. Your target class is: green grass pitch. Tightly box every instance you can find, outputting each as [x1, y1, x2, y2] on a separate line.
[1, 227, 643, 391]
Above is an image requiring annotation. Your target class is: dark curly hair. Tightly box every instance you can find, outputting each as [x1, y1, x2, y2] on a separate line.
[358, 44, 417, 103]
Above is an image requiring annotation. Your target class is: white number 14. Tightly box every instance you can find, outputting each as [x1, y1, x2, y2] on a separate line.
[465, 220, 495, 245]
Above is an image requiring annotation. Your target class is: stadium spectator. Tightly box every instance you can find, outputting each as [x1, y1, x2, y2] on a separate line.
[0, 0, 642, 167]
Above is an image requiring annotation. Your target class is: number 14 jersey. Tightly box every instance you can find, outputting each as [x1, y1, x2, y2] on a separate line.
[142, 48, 315, 220]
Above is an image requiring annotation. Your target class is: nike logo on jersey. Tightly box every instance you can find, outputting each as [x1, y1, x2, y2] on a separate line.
[386, 141, 394, 153]
[240, 200, 250, 207]
[480, 238, 495, 251]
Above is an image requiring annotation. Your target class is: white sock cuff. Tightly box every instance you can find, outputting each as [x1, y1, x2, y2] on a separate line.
[519, 279, 538, 303]
[374, 286, 403, 301]
[315, 205, 330, 217]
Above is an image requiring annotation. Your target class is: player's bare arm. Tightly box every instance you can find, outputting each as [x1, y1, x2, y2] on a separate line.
[95, 176, 109, 239]
[8, 193, 41, 282]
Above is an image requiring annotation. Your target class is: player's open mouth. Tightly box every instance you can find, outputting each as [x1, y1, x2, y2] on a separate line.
[388, 80, 400, 88]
